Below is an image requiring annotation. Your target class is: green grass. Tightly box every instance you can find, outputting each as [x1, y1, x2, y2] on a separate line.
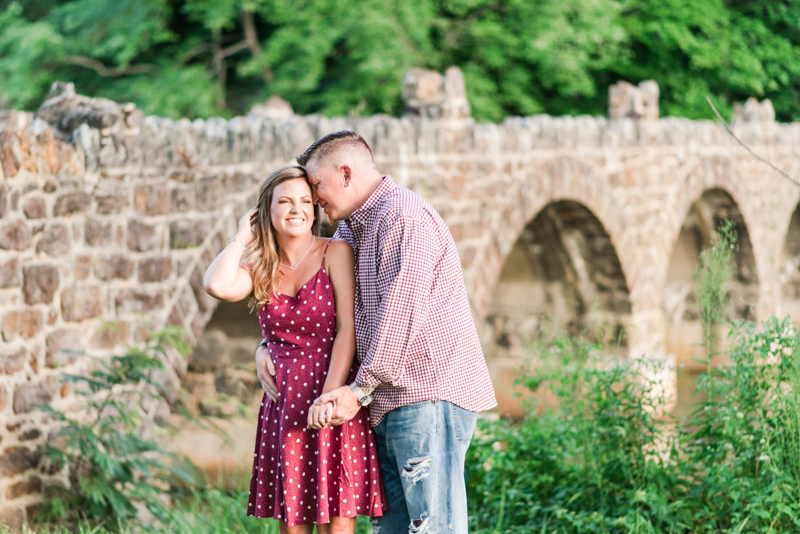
[4, 488, 373, 534]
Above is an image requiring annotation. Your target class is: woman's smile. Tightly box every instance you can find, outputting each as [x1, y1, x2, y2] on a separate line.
[269, 178, 315, 235]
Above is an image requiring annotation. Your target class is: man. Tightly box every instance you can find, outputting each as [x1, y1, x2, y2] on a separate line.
[255, 130, 496, 533]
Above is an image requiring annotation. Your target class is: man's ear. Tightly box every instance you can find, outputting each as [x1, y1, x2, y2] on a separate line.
[341, 165, 351, 187]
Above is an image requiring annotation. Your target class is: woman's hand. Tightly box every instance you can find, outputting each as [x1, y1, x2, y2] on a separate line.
[236, 207, 258, 244]
[202, 208, 256, 300]
[256, 344, 278, 403]
[307, 401, 335, 430]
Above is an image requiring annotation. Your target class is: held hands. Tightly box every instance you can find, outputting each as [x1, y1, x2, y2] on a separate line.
[307, 402, 335, 429]
[311, 386, 361, 427]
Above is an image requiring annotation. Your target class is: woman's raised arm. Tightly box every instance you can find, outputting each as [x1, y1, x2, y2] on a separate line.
[203, 208, 256, 301]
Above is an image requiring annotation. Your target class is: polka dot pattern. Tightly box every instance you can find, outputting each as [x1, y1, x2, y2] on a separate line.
[247, 264, 386, 526]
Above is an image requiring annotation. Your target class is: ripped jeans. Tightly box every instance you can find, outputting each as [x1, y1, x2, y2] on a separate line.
[371, 400, 478, 533]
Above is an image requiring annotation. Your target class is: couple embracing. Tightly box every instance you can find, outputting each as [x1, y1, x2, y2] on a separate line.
[204, 131, 496, 533]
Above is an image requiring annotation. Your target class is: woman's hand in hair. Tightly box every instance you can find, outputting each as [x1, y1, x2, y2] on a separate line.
[236, 207, 258, 244]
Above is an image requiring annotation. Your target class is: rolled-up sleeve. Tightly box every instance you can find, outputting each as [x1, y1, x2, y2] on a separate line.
[354, 214, 436, 387]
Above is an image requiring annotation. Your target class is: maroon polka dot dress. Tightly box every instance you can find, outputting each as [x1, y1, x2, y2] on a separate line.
[247, 248, 386, 527]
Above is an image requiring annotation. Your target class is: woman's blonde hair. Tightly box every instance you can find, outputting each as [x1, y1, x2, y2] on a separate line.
[244, 166, 321, 310]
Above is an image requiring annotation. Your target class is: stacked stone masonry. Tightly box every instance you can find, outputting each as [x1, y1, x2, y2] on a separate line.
[3, 98, 800, 526]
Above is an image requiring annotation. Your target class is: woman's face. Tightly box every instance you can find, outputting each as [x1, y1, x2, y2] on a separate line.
[270, 178, 315, 239]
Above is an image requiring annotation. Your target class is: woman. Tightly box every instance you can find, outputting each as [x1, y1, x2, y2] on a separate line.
[203, 166, 385, 533]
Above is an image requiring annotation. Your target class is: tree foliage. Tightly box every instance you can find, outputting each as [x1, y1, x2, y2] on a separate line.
[2, 0, 800, 122]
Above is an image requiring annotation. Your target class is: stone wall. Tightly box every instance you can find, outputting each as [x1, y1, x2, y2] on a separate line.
[3, 87, 800, 525]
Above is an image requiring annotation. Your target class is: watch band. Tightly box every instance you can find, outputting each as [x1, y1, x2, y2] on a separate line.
[349, 383, 373, 407]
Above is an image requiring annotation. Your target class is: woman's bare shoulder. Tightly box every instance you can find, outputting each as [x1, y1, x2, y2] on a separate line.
[325, 238, 354, 259]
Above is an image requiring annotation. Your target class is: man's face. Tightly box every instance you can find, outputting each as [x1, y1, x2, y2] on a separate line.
[305, 157, 352, 222]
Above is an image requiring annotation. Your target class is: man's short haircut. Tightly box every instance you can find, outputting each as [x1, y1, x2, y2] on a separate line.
[296, 130, 373, 167]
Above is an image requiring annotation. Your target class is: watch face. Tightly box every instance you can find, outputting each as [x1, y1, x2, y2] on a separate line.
[360, 396, 373, 407]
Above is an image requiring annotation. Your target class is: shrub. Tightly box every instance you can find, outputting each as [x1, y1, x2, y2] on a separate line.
[467, 336, 686, 533]
[38, 327, 198, 530]
[468, 317, 800, 533]
[468, 219, 800, 533]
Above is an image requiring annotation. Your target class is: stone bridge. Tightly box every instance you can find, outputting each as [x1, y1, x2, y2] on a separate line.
[2, 80, 800, 524]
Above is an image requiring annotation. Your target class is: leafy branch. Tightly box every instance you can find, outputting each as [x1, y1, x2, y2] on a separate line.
[64, 56, 157, 77]
[38, 327, 199, 531]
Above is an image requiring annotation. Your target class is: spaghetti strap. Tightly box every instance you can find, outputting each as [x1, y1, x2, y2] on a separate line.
[321, 239, 333, 267]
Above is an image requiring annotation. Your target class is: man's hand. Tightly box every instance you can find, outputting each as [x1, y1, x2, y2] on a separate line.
[255, 344, 277, 402]
[307, 401, 334, 429]
[314, 386, 360, 426]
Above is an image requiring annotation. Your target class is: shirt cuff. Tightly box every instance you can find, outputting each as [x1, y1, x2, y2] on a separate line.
[354, 367, 382, 389]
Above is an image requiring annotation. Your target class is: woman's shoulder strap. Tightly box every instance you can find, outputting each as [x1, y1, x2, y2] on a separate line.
[321, 238, 334, 263]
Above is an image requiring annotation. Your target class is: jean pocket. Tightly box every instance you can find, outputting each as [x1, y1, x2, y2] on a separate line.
[387, 401, 436, 437]
[450, 403, 478, 444]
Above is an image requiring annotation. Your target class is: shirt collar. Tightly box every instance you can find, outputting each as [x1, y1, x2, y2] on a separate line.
[348, 175, 396, 226]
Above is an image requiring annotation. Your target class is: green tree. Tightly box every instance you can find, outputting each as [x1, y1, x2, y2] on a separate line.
[3, 0, 800, 122]
[615, 0, 800, 120]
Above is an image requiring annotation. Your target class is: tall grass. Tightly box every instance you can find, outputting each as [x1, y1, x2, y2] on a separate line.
[467, 316, 800, 533]
[6, 488, 373, 533]
[466, 222, 800, 532]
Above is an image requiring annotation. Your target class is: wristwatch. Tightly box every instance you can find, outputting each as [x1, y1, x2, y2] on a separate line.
[349, 383, 373, 407]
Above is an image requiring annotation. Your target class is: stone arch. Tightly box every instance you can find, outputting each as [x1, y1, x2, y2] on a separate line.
[661, 187, 759, 369]
[466, 155, 629, 322]
[484, 199, 632, 416]
[661, 157, 765, 316]
[778, 203, 800, 321]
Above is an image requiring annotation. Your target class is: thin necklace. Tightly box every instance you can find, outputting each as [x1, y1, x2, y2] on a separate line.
[280, 237, 315, 270]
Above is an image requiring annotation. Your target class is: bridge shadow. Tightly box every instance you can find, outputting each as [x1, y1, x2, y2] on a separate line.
[484, 200, 632, 417]
[663, 188, 759, 417]
[780, 204, 800, 321]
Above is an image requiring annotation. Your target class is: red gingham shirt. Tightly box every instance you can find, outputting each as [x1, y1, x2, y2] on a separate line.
[334, 176, 497, 426]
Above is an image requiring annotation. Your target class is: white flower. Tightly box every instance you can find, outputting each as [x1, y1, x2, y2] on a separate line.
[758, 453, 770, 463]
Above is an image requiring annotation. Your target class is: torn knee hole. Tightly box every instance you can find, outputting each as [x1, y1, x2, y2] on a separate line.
[401, 455, 431, 484]
[409, 513, 430, 534]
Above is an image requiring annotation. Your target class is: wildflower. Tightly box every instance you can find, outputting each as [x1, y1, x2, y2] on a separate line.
[482, 461, 492, 472]
[783, 346, 792, 356]
[758, 453, 770, 463]
[736, 411, 744, 419]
